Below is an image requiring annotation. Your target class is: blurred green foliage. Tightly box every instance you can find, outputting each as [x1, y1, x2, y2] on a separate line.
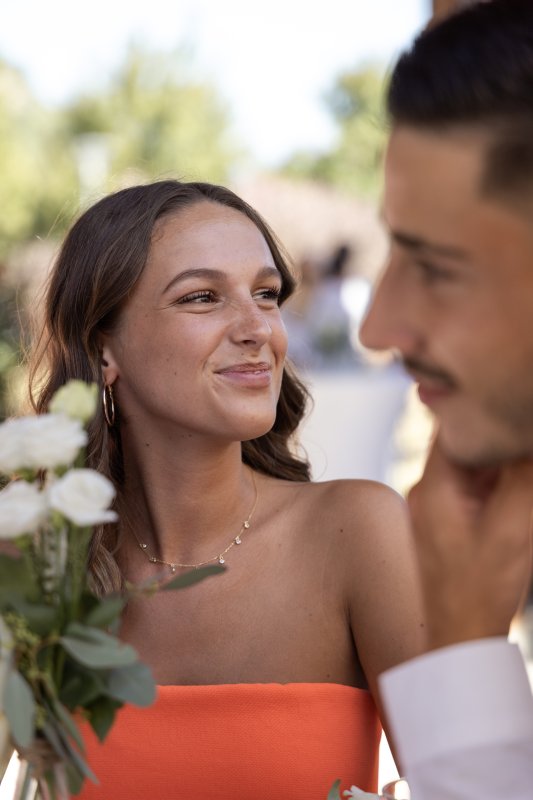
[0, 59, 78, 257]
[282, 64, 388, 197]
[63, 45, 237, 193]
[0, 45, 238, 262]
[0, 277, 23, 420]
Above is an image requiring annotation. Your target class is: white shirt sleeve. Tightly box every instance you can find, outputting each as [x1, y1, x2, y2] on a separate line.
[379, 638, 533, 800]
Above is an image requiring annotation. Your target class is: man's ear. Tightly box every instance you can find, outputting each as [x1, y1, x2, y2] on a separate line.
[98, 335, 119, 386]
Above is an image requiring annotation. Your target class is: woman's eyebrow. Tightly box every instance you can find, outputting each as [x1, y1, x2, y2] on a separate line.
[162, 265, 281, 295]
[162, 268, 225, 295]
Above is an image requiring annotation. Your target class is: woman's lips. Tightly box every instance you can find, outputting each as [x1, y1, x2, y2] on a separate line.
[216, 363, 272, 388]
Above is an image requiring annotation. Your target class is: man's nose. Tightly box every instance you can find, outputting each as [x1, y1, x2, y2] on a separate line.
[359, 266, 419, 357]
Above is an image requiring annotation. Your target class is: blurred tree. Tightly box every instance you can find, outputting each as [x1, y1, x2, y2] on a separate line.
[282, 65, 387, 198]
[63, 45, 238, 194]
[0, 46, 238, 259]
[0, 59, 78, 259]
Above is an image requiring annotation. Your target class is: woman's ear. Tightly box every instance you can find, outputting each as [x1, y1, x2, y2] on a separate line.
[98, 335, 119, 386]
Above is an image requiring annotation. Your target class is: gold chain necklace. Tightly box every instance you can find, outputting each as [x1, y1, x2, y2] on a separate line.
[132, 471, 258, 574]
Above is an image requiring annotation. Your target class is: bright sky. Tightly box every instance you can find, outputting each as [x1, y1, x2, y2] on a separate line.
[1, 0, 428, 166]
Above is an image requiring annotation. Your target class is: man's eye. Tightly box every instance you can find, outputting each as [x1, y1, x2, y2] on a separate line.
[177, 290, 217, 304]
[415, 260, 453, 283]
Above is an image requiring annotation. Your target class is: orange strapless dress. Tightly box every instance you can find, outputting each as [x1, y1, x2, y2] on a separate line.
[77, 683, 381, 799]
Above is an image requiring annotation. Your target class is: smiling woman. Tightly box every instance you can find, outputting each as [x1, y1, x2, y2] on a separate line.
[27, 179, 424, 799]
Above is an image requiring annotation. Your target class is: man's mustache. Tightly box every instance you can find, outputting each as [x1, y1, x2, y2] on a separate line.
[402, 357, 457, 390]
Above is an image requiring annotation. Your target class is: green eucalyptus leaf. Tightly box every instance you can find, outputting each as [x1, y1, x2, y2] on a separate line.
[58, 732, 98, 785]
[60, 624, 138, 668]
[83, 595, 125, 628]
[50, 697, 85, 753]
[87, 697, 121, 743]
[44, 718, 98, 784]
[60, 670, 106, 709]
[4, 669, 35, 748]
[7, 598, 59, 636]
[42, 719, 70, 761]
[0, 555, 34, 604]
[60, 637, 137, 669]
[105, 661, 156, 707]
[66, 760, 86, 796]
[161, 564, 225, 592]
[327, 779, 342, 800]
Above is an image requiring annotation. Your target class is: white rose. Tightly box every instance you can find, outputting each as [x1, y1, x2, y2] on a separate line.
[0, 414, 87, 474]
[49, 380, 99, 423]
[49, 469, 118, 526]
[0, 481, 49, 538]
[0, 419, 23, 473]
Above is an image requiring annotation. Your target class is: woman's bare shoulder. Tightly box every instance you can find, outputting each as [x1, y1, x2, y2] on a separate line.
[263, 475, 409, 551]
[289, 477, 407, 524]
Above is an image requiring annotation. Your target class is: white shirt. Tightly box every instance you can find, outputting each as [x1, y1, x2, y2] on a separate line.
[379, 638, 533, 799]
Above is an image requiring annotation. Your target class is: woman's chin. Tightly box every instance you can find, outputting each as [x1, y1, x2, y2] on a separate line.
[235, 416, 276, 443]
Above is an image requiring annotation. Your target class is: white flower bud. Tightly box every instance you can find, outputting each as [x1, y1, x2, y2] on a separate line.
[0, 481, 49, 538]
[49, 469, 118, 526]
[0, 414, 87, 474]
[49, 380, 99, 424]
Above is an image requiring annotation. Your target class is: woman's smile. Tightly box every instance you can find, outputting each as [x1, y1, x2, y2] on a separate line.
[215, 362, 272, 388]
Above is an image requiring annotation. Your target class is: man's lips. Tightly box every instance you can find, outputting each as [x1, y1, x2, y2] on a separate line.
[416, 381, 454, 406]
[403, 361, 456, 407]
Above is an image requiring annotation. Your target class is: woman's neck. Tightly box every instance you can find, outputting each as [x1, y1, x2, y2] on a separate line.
[118, 431, 258, 567]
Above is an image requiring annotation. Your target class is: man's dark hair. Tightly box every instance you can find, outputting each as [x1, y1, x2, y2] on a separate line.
[387, 0, 533, 205]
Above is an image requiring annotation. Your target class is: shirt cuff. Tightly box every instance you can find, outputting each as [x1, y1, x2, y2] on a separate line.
[379, 638, 533, 769]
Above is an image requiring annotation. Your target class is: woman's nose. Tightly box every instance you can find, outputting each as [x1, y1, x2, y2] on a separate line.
[229, 300, 272, 347]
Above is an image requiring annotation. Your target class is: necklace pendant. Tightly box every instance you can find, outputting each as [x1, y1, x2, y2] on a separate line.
[235, 536, 242, 545]
[243, 521, 250, 529]
[140, 543, 148, 549]
[149, 557, 157, 563]
[218, 555, 225, 564]
[170, 564, 177, 573]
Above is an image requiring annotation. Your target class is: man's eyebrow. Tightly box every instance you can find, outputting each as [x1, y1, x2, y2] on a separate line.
[391, 230, 469, 260]
[162, 265, 281, 295]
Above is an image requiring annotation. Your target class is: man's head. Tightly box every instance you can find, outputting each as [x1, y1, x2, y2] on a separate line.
[361, 0, 533, 467]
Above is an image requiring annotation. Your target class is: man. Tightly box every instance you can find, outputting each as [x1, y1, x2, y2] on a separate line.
[359, 1, 533, 797]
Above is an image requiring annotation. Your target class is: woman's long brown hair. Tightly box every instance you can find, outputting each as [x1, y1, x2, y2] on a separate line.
[29, 180, 311, 594]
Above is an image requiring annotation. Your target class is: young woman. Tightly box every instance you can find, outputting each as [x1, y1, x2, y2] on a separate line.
[31, 180, 423, 799]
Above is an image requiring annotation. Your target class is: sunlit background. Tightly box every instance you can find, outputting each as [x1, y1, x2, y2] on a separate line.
[0, 2, 436, 788]
[1, 0, 426, 167]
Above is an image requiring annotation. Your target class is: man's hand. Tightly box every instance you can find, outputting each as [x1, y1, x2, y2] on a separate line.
[408, 438, 533, 650]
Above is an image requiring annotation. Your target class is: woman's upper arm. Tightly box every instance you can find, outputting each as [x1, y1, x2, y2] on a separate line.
[341, 482, 425, 723]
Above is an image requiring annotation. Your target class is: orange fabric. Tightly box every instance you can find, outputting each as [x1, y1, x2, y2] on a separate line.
[78, 683, 381, 799]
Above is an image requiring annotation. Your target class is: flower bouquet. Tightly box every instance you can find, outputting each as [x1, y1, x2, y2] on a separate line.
[0, 381, 220, 799]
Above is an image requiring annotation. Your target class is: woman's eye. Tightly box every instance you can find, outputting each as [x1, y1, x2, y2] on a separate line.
[255, 287, 282, 303]
[177, 290, 217, 304]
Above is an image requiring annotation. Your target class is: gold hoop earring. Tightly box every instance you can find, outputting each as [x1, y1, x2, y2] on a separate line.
[102, 384, 115, 427]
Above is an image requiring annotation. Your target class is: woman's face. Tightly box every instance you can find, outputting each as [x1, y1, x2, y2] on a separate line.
[101, 201, 288, 444]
